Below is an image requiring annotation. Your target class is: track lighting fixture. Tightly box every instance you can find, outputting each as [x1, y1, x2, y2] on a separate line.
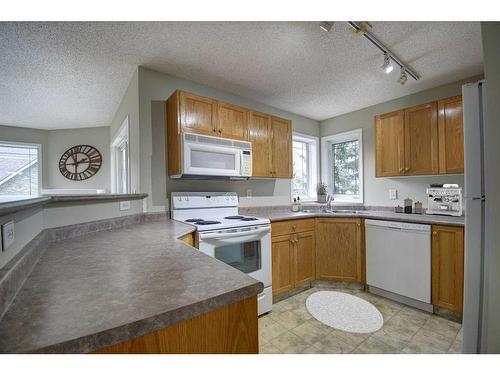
[381, 52, 394, 74]
[319, 21, 333, 32]
[346, 21, 420, 83]
[398, 68, 408, 85]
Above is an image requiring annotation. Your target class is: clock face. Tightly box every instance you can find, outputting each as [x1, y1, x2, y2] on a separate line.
[59, 145, 102, 181]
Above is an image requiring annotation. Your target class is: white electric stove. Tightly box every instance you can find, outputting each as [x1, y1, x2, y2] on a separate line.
[171, 192, 272, 315]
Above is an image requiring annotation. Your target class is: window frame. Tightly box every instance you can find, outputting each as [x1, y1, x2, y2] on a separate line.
[110, 116, 130, 194]
[0, 140, 42, 197]
[321, 128, 364, 204]
[291, 132, 319, 202]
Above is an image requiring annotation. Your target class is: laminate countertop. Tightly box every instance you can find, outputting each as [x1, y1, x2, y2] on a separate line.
[0, 219, 263, 353]
[0, 193, 148, 216]
[241, 207, 465, 227]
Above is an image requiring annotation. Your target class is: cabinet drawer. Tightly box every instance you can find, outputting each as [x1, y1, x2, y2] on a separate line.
[272, 219, 315, 236]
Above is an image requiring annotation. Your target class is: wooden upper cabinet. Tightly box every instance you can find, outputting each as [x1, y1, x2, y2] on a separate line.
[179, 91, 217, 136]
[270, 116, 292, 178]
[294, 231, 316, 287]
[404, 102, 439, 175]
[248, 113, 292, 178]
[375, 96, 463, 177]
[248, 111, 273, 177]
[166, 90, 293, 179]
[432, 225, 464, 313]
[216, 101, 249, 141]
[438, 96, 464, 174]
[315, 218, 362, 283]
[375, 110, 405, 177]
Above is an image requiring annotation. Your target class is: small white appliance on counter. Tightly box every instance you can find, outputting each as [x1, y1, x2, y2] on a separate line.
[365, 219, 432, 311]
[171, 132, 252, 179]
[170, 192, 272, 315]
[426, 184, 463, 216]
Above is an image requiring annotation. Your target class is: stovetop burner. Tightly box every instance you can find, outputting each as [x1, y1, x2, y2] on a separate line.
[224, 215, 245, 219]
[195, 220, 222, 225]
[240, 217, 258, 221]
[185, 218, 204, 223]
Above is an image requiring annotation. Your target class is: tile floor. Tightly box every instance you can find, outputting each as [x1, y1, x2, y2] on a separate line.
[259, 287, 463, 354]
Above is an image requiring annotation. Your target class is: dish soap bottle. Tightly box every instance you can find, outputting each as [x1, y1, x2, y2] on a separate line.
[291, 198, 300, 212]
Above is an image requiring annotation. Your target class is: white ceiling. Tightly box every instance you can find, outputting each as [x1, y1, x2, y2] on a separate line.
[0, 22, 483, 129]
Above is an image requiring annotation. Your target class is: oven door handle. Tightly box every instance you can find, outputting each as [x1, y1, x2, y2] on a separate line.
[199, 226, 270, 240]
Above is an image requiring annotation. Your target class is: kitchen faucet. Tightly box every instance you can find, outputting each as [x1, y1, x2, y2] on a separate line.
[321, 195, 333, 213]
[326, 195, 333, 210]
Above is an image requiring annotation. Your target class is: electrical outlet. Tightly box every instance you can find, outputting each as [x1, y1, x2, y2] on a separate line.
[2, 221, 15, 251]
[389, 189, 398, 200]
[119, 201, 131, 211]
[246, 189, 252, 198]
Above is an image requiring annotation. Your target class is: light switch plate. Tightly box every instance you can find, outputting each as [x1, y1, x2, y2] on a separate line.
[389, 189, 398, 200]
[119, 201, 131, 211]
[2, 221, 15, 251]
[246, 189, 252, 198]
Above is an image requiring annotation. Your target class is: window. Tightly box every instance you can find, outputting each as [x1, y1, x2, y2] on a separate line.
[321, 129, 363, 203]
[111, 117, 130, 194]
[291, 133, 319, 201]
[0, 142, 41, 196]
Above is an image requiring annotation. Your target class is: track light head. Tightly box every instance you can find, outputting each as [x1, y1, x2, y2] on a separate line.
[319, 21, 334, 32]
[381, 53, 394, 74]
[398, 68, 408, 85]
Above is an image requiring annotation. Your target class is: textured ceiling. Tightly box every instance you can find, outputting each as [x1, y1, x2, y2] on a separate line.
[0, 22, 483, 129]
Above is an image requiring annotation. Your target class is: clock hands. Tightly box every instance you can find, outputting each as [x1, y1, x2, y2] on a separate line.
[66, 158, 90, 166]
[67, 155, 90, 174]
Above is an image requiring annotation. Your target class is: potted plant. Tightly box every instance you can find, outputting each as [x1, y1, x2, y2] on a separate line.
[316, 182, 329, 203]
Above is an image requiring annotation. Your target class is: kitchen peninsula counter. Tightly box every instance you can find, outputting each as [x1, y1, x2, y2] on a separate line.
[0, 218, 262, 353]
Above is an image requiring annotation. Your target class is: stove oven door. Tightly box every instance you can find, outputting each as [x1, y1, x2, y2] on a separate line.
[198, 225, 272, 288]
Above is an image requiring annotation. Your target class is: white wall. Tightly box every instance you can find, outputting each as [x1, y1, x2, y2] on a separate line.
[0, 208, 44, 269]
[137, 67, 320, 211]
[46, 127, 111, 191]
[109, 68, 140, 193]
[43, 199, 143, 228]
[320, 75, 483, 208]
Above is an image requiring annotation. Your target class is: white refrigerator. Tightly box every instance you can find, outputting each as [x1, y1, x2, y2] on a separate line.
[462, 81, 487, 353]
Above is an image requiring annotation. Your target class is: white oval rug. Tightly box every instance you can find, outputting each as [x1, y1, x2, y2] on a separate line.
[306, 291, 383, 333]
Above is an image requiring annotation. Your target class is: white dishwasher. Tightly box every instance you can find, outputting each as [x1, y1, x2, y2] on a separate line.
[365, 219, 431, 304]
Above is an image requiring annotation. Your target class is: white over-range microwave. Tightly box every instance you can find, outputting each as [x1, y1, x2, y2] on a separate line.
[171, 132, 252, 179]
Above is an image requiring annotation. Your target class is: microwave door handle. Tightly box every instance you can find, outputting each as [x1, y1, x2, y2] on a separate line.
[199, 227, 270, 240]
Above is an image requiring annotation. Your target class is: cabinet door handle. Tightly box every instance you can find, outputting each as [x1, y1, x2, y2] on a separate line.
[432, 231, 438, 236]
[405, 167, 409, 172]
[218, 129, 222, 134]
[399, 167, 403, 172]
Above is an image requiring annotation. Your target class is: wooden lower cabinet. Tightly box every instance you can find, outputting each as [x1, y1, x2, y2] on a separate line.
[315, 218, 362, 283]
[271, 234, 295, 295]
[431, 225, 464, 313]
[294, 231, 316, 287]
[179, 232, 196, 247]
[271, 220, 315, 296]
[93, 296, 258, 354]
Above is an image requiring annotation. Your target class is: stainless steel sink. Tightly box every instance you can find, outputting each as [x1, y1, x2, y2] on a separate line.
[300, 209, 361, 214]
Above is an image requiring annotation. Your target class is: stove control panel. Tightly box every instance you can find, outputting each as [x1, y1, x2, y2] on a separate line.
[171, 192, 238, 209]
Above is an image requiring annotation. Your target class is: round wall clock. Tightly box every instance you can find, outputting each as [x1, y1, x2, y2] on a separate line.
[59, 145, 102, 181]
